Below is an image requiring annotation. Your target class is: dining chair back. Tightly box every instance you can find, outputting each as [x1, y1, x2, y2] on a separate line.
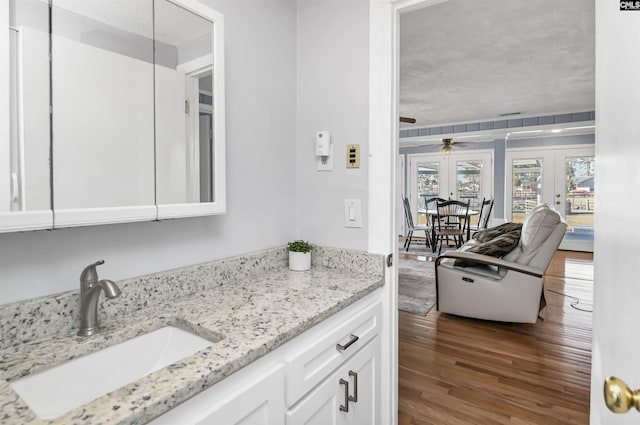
[424, 196, 447, 211]
[470, 197, 494, 233]
[434, 199, 470, 254]
[480, 198, 494, 229]
[424, 196, 448, 235]
[402, 197, 430, 251]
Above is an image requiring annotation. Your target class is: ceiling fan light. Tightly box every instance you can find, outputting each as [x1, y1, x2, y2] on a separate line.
[441, 145, 453, 154]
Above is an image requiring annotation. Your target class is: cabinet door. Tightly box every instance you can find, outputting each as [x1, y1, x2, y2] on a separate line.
[342, 341, 379, 425]
[286, 338, 380, 425]
[150, 365, 284, 425]
[285, 370, 344, 425]
[284, 300, 382, 406]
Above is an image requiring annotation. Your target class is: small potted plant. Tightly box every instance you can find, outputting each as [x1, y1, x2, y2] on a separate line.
[288, 240, 313, 271]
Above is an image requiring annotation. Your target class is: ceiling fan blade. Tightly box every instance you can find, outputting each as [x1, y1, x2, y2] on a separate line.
[399, 117, 416, 124]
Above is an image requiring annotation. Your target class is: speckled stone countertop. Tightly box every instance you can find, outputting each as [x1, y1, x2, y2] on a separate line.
[0, 246, 384, 425]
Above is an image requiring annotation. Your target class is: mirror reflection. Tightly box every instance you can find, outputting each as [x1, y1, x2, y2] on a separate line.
[154, 0, 214, 204]
[51, 0, 156, 210]
[3, 0, 51, 217]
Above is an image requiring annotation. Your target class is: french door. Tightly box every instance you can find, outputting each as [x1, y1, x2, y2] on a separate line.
[506, 146, 595, 252]
[407, 151, 493, 226]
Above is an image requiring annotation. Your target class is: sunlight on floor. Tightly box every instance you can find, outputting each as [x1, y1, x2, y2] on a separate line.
[564, 258, 594, 281]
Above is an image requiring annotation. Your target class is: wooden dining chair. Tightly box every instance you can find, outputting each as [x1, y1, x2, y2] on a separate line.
[423, 197, 447, 251]
[402, 197, 431, 251]
[469, 197, 494, 234]
[434, 199, 470, 254]
[423, 196, 447, 212]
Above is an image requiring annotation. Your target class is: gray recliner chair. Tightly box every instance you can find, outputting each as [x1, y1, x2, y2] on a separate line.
[435, 204, 567, 323]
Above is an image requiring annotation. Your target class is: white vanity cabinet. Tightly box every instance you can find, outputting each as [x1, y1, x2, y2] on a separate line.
[148, 291, 382, 425]
[283, 297, 382, 424]
[285, 338, 380, 425]
[149, 364, 285, 425]
[151, 291, 382, 425]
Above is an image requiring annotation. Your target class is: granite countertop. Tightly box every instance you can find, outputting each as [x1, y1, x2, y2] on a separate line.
[0, 247, 384, 425]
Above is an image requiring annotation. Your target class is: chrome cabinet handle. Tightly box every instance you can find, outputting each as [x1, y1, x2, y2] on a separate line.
[339, 378, 349, 412]
[348, 370, 358, 403]
[336, 334, 359, 352]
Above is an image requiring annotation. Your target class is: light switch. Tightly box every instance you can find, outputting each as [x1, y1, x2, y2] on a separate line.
[344, 199, 362, 228]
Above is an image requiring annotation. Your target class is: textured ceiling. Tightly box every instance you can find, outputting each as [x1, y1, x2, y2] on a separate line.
[53, 0, 210, 46]
[399, 0, 595, 127]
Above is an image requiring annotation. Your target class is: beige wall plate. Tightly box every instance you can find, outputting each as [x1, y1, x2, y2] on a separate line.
[346, 144, 360, 168]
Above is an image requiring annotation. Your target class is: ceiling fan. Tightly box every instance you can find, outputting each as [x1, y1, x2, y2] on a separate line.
[399, 117, 416, 123]
[441, 138, 466, 154]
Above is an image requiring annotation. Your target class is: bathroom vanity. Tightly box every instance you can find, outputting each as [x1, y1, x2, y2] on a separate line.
[0, 247, 385, 424]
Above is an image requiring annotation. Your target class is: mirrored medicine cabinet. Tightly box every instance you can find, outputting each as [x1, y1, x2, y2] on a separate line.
[0, 0, 226, 233]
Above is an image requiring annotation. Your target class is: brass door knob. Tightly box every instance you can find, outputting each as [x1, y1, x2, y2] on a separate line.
[556, 201, 561, 205]
[604, 376, 640, 413]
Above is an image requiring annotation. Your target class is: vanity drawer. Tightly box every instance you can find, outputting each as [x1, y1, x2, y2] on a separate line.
[283, 299, 382, 406]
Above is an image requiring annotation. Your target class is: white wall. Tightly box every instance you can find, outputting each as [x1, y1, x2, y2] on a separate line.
[52, 34, 156, 209]
[296, 0, 370, 251]
[155, 65, 189, 205]
[0, 0, 298, 304]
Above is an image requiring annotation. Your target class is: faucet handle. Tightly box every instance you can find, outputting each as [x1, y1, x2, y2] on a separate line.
[80, 260, 105, 284]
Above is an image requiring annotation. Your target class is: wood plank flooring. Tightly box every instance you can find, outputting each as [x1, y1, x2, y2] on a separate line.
[398, 250, 593, 425]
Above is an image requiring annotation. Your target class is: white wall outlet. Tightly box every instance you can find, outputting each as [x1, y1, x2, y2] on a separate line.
[344, 199, 362, 228]
[316, 144, 333, 171]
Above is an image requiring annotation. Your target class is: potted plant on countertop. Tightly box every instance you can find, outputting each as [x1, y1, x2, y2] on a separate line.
[288, 240, 313, 271]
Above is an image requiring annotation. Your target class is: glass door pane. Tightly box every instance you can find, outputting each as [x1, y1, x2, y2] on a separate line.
[556, 151, 595, 251]
[409, 152, 492, 228]
[456, 159, 483, 227]
[511, 158, 543, 224]
[507, 147, 594, 252]
[415, 161, 441, 225]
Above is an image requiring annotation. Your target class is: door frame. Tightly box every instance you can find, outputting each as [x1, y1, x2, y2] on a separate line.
[368, 1, 450, 423]
[370, 1, 636, 424]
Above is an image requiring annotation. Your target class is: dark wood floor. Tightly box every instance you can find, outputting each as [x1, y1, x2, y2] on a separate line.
[398, 250, 594, 425]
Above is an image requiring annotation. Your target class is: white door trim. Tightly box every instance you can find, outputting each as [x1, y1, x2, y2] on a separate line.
[368, 1, 451, 424]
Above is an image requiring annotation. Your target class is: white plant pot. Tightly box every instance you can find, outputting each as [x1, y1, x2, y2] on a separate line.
[289, 251, 311, 271]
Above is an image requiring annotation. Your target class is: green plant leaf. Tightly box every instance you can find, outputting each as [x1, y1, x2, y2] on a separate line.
[288, 240, 313, 253]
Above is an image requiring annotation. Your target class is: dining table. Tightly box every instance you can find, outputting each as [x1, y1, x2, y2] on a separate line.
[418, 208, 479, 252]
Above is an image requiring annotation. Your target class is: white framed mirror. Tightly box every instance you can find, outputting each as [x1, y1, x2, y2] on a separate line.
[154, 0, 226, 219]
[0, 0, 225, 233]
[0, 0, 53, 232]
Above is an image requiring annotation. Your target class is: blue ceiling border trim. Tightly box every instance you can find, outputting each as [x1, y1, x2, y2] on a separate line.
[399, 111, 595, 138]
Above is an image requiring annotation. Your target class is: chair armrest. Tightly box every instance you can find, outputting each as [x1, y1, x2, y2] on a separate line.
[435, 251, 545, 278]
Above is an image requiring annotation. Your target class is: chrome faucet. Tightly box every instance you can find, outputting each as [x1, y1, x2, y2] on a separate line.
[77, 260, 121, 337]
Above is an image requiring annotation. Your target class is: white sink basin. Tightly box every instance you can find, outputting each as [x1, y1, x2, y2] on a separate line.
[9, 325, 220, 420]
